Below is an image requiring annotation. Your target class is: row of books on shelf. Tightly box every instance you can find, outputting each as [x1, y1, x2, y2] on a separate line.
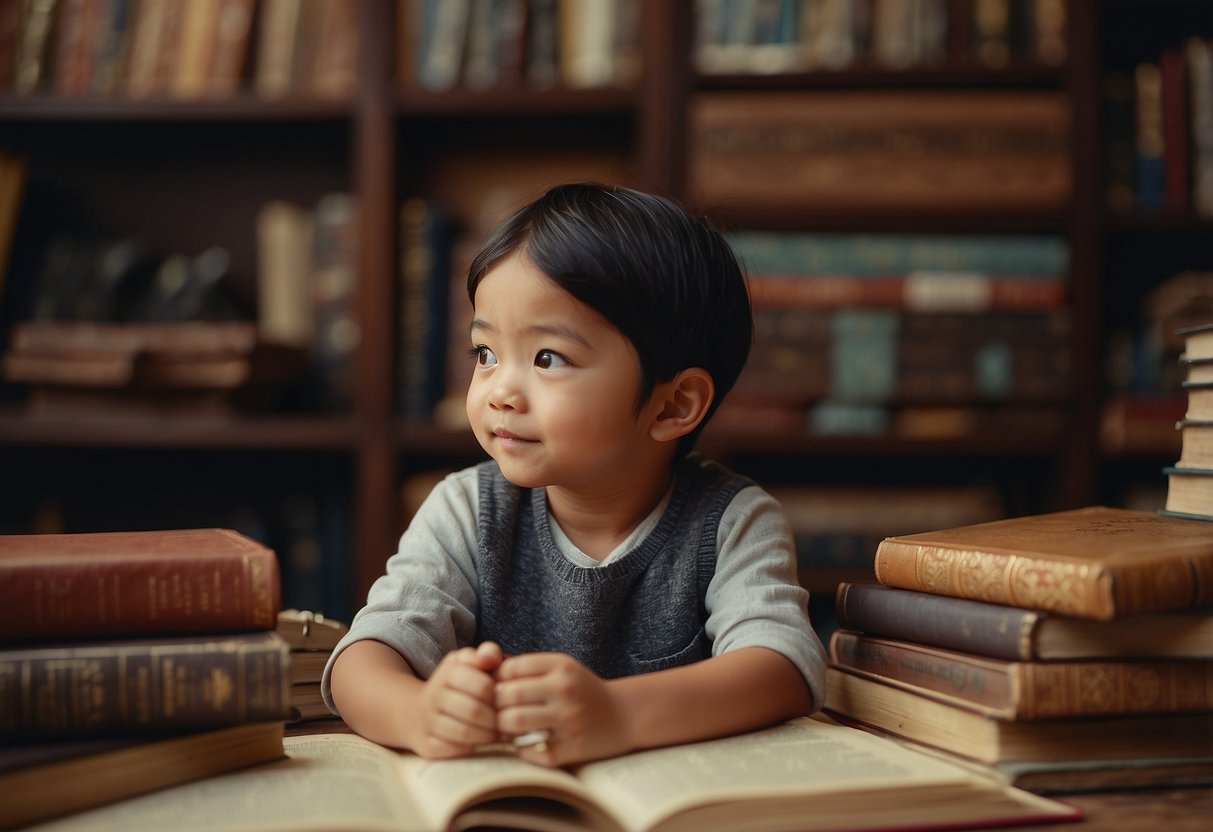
[694, 0, 1067, 75]
[400, 0, 641, 92]
[824, 504, 1213, 795]
[739, 307, 1072, 406]
[1105, 36, 1213, 220]
[0, 0, 646, 100]
[0, 528, 348, 829]
[688, 87, 1072, 214]
[724, 228, 1072, 437]
[2, 0, 357, 100]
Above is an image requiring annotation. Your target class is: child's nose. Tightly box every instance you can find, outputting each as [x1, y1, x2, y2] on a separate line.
[487, 371, 526, 412]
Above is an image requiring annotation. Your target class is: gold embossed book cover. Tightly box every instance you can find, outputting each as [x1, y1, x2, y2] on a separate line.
[873, 506, 1213, 620]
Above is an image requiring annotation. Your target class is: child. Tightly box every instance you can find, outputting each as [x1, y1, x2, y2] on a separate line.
[324, 183, 826, 767]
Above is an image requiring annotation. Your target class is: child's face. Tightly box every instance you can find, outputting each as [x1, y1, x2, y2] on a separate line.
[466, 251, 660, 491]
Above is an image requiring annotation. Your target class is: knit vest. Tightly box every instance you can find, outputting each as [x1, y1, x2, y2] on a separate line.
[474, 454, 754, 679]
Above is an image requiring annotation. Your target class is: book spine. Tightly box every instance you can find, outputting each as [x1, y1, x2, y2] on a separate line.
[398, 198, 451, 420]
[1189, 37, 1213, 219]
[873, 539, 1209, 620]
[1135, 61, 1166, 216]
[13, 0, 59, 95]
[0, 633, 291, 740]
[834, 582, 1040, 661]
[310, 192, 359, 410]
[205, 0, 257, 98]
[309, 0, 358, 97]
[0, 548, 279, 640]
[829, 630, 1213, 719]
[1160, 46, 1191, 216]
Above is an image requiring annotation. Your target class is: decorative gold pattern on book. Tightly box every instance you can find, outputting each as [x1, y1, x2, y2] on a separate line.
[914, 546, 1102, 617]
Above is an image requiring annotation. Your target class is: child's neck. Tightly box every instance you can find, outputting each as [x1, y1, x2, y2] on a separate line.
[545, 467, 675, 561]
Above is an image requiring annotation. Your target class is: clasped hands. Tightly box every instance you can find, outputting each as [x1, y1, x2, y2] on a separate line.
[416, 640, 626, 767]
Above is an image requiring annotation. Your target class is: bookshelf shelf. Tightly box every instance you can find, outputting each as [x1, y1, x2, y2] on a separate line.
[696, 67, 1065, 91]
[0, 410, 360, 451]
[396, 87, 639, 117]
[0, 95, 356, 122]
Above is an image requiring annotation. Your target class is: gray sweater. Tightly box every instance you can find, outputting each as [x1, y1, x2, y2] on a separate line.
[475, 456, 752, 678]
[322, 458, 826, 713]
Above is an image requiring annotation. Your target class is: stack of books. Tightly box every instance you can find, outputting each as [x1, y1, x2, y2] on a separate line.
[823, 505, 1213, 794]
[1164, 322, 1213, 521]
[276, 608, 348, 725]
[0, 320, 308, 420]
[0, 528, 292, 829]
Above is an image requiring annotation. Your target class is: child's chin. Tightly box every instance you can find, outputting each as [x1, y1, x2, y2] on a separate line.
[489, 457, 546, 489]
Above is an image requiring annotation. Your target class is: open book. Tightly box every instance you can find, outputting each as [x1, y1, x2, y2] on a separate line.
[27, 717, 1079, 832]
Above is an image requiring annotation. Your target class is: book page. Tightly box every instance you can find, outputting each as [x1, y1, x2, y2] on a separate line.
[573, 717, 989, 832]
[398, 746, 618, 832]
[28, 734, 431, 832]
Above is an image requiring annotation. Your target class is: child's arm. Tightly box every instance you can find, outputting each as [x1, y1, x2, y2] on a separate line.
[494, 645, 810, 766]
[330, 639, 504, 758]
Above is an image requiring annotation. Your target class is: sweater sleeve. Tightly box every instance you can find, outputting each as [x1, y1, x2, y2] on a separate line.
[321, 466, 481, 714]
[706, 485, 828, 712]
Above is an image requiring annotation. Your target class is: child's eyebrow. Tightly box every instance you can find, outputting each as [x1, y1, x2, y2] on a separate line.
[469, 318, 591, 349]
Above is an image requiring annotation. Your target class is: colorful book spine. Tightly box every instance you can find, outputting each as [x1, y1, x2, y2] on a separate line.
[0, 632, 291, 740]
[748, 272, 1066, 313]
[0, 528, 280, 641]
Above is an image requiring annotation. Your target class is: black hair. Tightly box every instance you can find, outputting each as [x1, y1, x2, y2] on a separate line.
[467, 182, 752, 458]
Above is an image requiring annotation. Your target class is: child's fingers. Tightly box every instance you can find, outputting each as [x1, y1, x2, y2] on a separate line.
[430, 706, 499, 747]
[495, 651, 559, 681]
[438, 680, 498, 730]
[445, 660, 499, 709]
[475, 641, 505, 665]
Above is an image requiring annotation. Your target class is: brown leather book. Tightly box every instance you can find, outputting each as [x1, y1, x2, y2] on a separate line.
[0, 528, 280, 641]
[826, 667, 1213, 766]
[0, 630, 292, 741]
[873, 506, 1213, 620]
[829, 629, 1213, 720]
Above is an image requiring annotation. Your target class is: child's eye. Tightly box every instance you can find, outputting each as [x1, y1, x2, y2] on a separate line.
[535, 350, 568, 370]
[470, 345, 497, 366]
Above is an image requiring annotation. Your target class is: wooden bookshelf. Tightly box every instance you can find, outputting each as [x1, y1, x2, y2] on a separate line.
[1, 1, 1210, 617]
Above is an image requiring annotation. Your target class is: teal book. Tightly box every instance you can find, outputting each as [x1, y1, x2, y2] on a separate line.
[726, 232, 1070, 277]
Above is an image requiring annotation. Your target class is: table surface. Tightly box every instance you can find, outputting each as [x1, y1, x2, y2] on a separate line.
[285, 719, 1212, 831]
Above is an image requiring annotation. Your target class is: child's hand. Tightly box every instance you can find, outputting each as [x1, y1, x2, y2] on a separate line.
[495, 652, 628, 767]
[414, 641, 504, 759]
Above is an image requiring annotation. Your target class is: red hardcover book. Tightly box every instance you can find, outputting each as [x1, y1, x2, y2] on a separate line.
[0, 528, 280, 642]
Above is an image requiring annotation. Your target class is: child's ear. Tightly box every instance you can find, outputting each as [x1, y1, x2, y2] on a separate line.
[649, 368, 715, 443]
